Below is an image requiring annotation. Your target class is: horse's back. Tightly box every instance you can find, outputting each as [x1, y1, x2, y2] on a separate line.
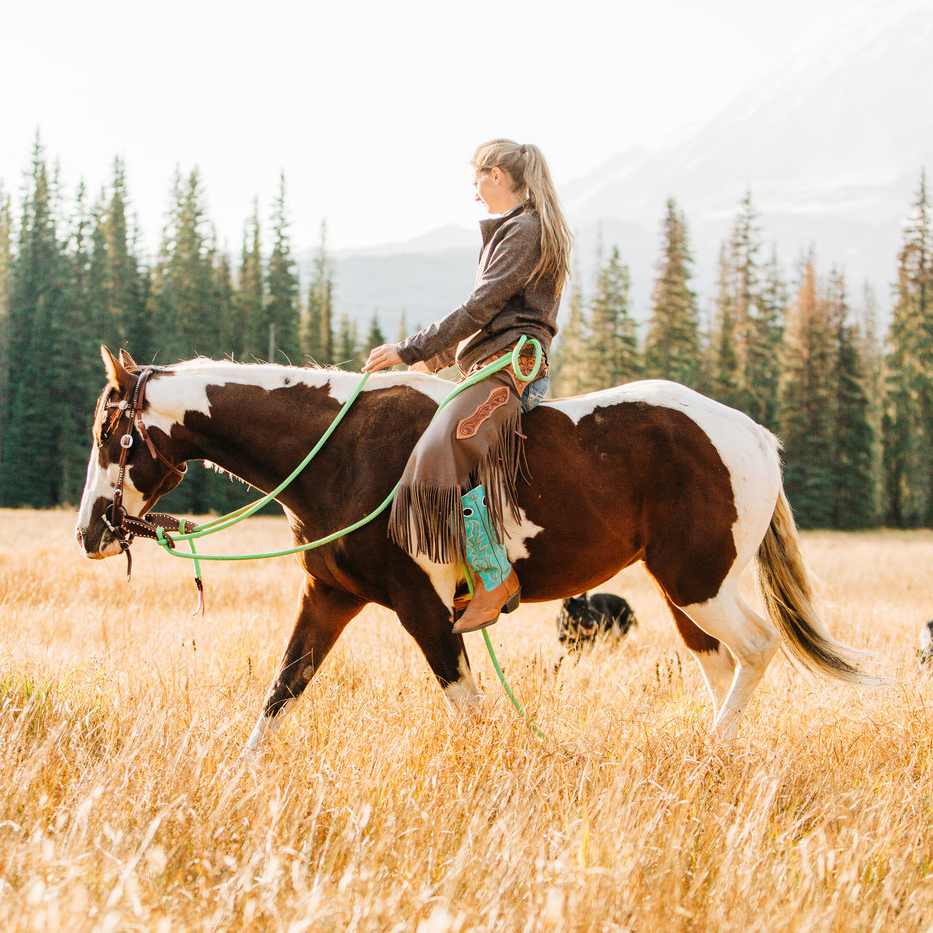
[542, 380, 773, 445]
[515, 380, 782, 602]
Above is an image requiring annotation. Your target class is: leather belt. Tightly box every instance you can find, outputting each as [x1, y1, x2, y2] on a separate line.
[467, 344, 549, 381]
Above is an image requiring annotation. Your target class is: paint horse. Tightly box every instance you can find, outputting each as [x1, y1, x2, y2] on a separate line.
[76, 348, 873, 752]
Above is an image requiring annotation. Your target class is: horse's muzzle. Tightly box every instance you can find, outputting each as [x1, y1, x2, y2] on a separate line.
[75, 518, 123, 560]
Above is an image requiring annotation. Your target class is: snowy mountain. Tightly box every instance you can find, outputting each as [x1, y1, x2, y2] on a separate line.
[562, 0, 933, 300]
[305, 0, 933, 337]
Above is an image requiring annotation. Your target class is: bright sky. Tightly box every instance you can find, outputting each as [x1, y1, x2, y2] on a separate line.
[1, 0, 860, 256]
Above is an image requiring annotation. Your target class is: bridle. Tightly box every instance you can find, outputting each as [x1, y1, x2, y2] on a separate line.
[98, 368, 188, 578]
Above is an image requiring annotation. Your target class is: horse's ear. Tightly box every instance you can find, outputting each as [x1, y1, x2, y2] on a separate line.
[118, 348, 139, 372]
[101, 345, 134, 394]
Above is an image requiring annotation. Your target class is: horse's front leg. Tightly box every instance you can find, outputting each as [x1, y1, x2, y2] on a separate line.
[392, 580, 481, 714]
[243, 577, 365, 757]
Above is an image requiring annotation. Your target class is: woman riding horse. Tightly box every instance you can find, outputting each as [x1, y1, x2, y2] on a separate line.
[363, 139, 572, 634]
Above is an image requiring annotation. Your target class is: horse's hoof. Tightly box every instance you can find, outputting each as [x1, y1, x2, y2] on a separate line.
[236, 747, 264, 771]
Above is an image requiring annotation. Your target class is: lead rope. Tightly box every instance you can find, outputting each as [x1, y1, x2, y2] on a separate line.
[483, 630, 547, 740]
[150, 337, 548, 737]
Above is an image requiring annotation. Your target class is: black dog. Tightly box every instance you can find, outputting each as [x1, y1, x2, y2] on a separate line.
[558, 591, 637, 651]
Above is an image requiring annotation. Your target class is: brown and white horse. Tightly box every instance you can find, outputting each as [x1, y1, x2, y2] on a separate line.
[76, 348, 873, 753]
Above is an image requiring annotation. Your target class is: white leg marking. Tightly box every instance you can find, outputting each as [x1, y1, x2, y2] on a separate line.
[682, 585, 780, 739]
[442, 655, 481, 712]
[242, 698, 296, 756]
[691, 645, 736, 719]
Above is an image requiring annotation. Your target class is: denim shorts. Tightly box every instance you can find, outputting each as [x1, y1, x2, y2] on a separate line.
[521, 376, 550, 413]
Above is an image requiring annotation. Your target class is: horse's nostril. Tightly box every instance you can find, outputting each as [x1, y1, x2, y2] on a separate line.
[75, 527, 84, 547]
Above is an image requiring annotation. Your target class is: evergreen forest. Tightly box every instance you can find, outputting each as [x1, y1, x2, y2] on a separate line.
[0, 140, 930, 529]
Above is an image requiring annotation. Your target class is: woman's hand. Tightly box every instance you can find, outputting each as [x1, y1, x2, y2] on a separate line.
[408, 361, 430, 373]
[362, 343, 403, 373]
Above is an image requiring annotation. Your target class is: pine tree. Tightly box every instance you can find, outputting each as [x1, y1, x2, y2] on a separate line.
[883, 169, 933, 526]
[106, 161, 150, 360]
[147, 169, 181, 359]
[84, 161, 148, 360]
[0, 183, 13, 474]
[335, 313, 358, 366]
[588, 245, 639, 389]
[305, 220, 334, 364]
[827, 270, 875, 529]
[730, 191, 761, 412]
[708, 194, 784, 426]
[365, 310, 385, 352]
[751, 246, 787, 430]
[550, 270, 588, 396]
[778, 253, 836, 528]
[857, 282, 886, 520]
[85, 196, 112, 348]
[57, 181, 103, 504]
[143, 168, 221, 512]
[148, 167, 217, 362]
[0, 138, 70, 506]
[211, 247, 235, 356]
[710, 242, 740, 408]
[235, 199, 264, 360]
[266, 172, 301, 363]
[643, 198, 701, 388]
[694, 299, 715, 397]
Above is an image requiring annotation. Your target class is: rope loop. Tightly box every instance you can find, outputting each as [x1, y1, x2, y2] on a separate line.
[511, 335, 543, 383]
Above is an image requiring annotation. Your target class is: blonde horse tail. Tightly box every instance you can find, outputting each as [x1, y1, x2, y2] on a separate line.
[756, 487, 877, 685]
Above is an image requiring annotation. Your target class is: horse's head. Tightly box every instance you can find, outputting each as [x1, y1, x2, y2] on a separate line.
[75, 347, 187, 559]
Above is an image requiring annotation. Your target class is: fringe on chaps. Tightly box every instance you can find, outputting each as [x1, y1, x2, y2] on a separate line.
[388, 370, 525, 565]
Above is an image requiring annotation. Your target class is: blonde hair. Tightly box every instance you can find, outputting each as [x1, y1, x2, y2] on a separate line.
[472, 139, 572, 290]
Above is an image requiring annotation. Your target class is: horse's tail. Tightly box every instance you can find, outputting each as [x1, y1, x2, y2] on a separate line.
[756, 487, 877, 685]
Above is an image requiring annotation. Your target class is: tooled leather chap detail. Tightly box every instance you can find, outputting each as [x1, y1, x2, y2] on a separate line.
[456, 386, 511, 439]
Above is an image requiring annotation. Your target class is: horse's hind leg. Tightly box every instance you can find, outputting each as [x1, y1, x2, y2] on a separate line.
[677, 583, 780, 739]
[662, 595, 735, 719]
[243, 578, 365, 756]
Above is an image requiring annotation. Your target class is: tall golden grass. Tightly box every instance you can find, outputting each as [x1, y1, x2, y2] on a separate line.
[1, 508, 933, 931]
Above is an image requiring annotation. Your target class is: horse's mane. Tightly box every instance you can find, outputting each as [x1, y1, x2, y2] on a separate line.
[134, 356, 454, 406]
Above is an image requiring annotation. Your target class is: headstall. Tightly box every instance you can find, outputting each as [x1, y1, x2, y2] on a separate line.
[99, 368, 189, 581]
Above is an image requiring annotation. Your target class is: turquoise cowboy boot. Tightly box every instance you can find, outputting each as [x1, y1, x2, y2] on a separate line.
[453, 485, 521, 633]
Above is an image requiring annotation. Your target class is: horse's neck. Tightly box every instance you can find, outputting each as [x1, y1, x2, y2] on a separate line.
[150, 362, 355, 484]
[149, 362, 451, 490]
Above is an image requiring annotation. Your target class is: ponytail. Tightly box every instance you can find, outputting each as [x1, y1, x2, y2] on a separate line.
[471, 139, 572, 290]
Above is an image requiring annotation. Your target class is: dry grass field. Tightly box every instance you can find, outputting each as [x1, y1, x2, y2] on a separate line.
[2, 508, 933, 932]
